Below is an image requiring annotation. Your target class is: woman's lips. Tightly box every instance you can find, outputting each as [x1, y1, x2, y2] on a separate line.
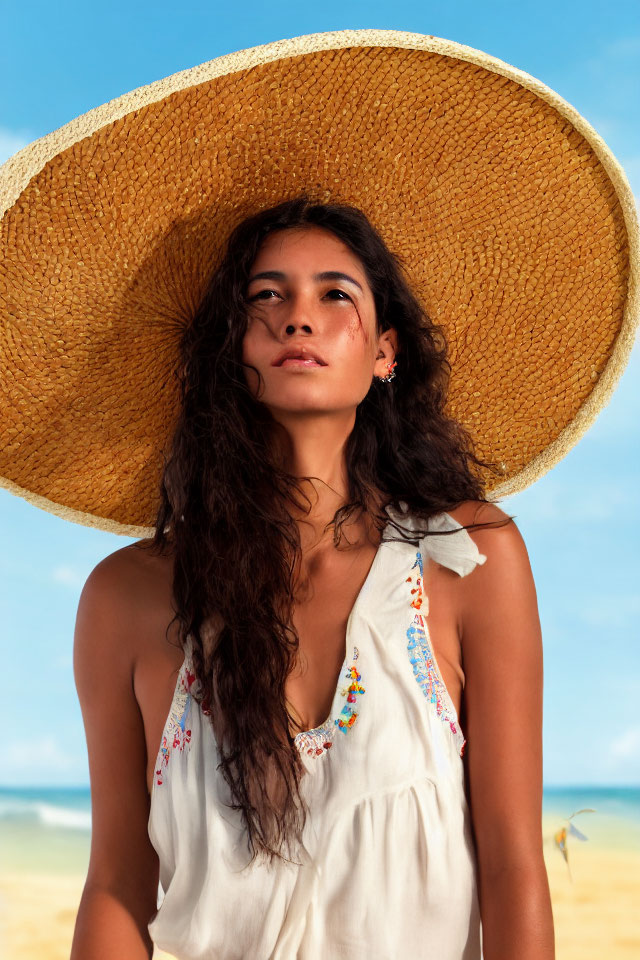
[277, 358, 325, 367]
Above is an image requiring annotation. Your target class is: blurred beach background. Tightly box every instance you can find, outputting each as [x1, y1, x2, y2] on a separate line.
[1, 0, 639, 957]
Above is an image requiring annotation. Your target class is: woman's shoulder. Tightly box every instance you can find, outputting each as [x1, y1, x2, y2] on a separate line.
[444, 498, 513, 530]
[80, 539, 178, 657]
[446, 499, 533, 612]
[442, 499, 523, 577]
[85, 538, 171, 603]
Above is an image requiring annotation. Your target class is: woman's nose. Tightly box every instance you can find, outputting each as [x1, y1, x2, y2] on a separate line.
[279, 295, 315, 334]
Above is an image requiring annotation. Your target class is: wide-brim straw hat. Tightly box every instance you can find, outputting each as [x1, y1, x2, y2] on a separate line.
[0, 29, 638, 538]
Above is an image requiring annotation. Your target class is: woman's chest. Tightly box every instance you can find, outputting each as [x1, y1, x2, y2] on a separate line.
[285, 541, 380, 734]
[136, 542, 466, 796]
[286, 542, 465, 739]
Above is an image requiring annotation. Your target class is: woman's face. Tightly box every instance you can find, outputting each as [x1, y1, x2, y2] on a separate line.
[241, 225, 396, 415]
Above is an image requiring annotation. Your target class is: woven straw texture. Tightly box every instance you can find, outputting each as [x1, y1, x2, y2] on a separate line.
[0, 29, 638, 537]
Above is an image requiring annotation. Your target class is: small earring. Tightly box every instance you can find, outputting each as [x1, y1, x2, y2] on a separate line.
[378, 360, 397, 383]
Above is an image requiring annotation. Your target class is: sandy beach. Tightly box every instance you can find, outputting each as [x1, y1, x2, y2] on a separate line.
[0, 873, 173, 960]
[1, 815, 638, 960]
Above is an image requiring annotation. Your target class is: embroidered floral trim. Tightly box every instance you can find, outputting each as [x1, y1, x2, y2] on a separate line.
[406, 551, 466, 757]
[294, 719, 335, 759]
[155, 659, 197, 787]
[335, 652, 365, 733]
[294, 645, 365, 759]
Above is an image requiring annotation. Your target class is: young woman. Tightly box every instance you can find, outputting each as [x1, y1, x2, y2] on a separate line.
[71, 196, 554, 959]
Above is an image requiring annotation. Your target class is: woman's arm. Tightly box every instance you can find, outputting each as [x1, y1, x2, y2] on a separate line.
[460, 503, 555, 960]
[71, 552, 160, 960]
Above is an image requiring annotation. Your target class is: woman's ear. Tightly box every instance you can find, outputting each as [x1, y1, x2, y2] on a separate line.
[376, 327, 399, 362]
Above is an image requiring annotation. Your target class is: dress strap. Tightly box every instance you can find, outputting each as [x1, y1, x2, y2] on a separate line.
[419, 511, 487, 577]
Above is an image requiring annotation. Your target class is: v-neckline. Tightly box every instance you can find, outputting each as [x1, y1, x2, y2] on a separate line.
[292, 507, 395, 743]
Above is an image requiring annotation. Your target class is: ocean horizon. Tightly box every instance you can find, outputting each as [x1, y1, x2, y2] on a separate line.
[1, 784, 638, 876]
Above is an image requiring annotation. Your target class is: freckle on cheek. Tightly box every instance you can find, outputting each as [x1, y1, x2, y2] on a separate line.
[346, 316, 368, 345]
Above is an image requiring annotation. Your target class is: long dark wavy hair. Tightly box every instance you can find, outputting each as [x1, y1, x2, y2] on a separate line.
[144, 194, 513, 866]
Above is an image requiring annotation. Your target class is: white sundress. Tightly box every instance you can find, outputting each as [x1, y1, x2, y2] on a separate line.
[147, 504, 487, 960]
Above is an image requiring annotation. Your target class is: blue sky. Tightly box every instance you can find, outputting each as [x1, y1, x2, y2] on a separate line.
[1, 0, 638, 788]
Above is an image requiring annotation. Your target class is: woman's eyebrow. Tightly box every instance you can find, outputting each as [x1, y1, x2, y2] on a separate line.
[247, 270, 363, 292]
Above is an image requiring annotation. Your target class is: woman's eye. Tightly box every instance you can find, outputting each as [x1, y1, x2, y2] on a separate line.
[326, 289, 351, 301]
[250, 289, 279, 300]
[249, 288, 351, 302]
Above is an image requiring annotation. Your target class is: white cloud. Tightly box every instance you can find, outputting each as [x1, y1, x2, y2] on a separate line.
[53, 654, 73, 670]
[0, 126, 32, 166]
[51, 564, 86, 589]
[600, 37, 640, 59]
[504, 479, 636, 523]
[576, 594, 640, 629]
[3, 735, 77, 774]
[582, 34, 640, 73]
[610, 726, 640, 760]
